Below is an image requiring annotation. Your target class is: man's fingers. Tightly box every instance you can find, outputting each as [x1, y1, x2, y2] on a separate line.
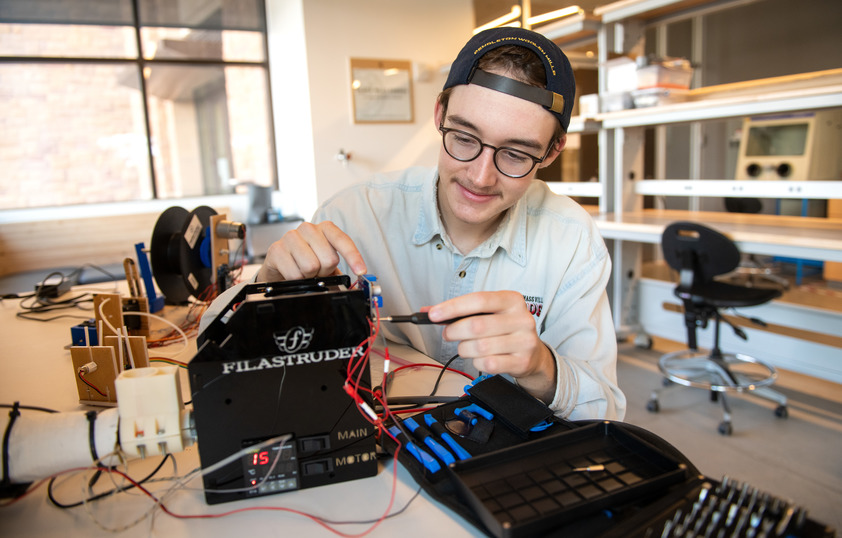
[258, 221, 366, 282]
[295, 224, 342, 276]
[320, 222, 367, 276]
[429, 290, 524, 325]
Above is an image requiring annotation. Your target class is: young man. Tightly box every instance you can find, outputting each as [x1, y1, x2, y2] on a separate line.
[210, 27, 625, 420]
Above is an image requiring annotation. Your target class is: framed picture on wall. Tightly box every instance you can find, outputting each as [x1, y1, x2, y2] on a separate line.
[350, 58, 413, 124]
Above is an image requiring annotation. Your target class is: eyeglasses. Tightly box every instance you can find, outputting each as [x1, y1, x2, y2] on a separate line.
[439, 122, 552, 179]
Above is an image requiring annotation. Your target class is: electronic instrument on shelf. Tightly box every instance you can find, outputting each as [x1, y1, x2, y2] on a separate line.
[735, 109, 842, 217]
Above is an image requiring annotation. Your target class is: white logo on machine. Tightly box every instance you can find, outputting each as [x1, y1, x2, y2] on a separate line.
[274, 326, 314, 353]
[220, 347, 357, 374]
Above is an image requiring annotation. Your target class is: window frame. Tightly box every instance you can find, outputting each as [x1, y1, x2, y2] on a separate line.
[0, 0, 277, 208]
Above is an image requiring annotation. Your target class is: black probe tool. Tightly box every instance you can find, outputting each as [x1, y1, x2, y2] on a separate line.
[380, 312, 475, 324]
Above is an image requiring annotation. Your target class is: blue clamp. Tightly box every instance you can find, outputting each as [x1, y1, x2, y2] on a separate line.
[403, 417, 455, 466]
[388, 426, 440, 473]
[134, 242, 165, 312]
[424, 414, 472, 460]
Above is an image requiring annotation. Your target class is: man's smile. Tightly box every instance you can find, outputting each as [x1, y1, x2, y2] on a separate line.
[454, 178, 499, 203]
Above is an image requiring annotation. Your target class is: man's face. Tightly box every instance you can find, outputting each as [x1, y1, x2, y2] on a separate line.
[434, 81, 562, 235]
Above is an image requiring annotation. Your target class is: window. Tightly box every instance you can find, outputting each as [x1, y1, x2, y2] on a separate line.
[0, 0, 275, 209]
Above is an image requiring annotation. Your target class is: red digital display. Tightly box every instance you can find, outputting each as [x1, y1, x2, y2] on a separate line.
[252, 450, 271, 466]
[241, 441, 299, 496]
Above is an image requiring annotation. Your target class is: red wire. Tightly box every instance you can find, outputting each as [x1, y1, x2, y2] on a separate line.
[390, 362, 474, 382]
[4, 457, 405, 537]
[8, 289, 430, 531]
[344, 301, 477, 424]
[78, 371, 107, 397]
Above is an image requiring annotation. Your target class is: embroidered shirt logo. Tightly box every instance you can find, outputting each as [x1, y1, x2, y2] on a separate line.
[523, 295, 544, 318]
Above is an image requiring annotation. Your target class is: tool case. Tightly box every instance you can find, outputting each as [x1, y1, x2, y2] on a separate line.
[380, 375, 835, 538]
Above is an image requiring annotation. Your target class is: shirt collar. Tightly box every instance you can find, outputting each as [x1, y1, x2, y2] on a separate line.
[413, 170, 528, 266]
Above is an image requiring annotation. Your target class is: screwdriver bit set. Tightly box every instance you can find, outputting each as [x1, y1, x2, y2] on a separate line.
[657, 476, 814, 538]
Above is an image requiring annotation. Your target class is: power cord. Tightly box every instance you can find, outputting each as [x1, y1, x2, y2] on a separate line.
[429, 354, 461, 397]
[46, 453, 176, 509]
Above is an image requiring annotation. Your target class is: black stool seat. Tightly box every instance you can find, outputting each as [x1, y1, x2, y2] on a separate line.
[647, 221, 788, 436]
[677, 280, 781, 309]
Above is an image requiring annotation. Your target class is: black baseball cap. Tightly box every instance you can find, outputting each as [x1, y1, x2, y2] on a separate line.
[443, 27, 576, 132]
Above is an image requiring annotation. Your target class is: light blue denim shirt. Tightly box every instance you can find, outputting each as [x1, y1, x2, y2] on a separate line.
[312, 166, 625, 420]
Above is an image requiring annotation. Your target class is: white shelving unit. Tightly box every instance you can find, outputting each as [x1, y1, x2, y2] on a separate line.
[541, 0, 842, 381]
[634, 180, 842, 200]
[535, 10, 601, 47]
[599, 83, 842, 128]
[546, 181, 602, 197]
[594, 0, 767, 26]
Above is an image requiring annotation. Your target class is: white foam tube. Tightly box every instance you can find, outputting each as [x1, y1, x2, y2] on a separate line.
[2, 408, 121, 483]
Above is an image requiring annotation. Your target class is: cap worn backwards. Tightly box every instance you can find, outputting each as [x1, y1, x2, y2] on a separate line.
[443, 27, 576, 132]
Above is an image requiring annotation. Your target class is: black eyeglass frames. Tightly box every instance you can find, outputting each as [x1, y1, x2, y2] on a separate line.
[439, 122, 553, 178]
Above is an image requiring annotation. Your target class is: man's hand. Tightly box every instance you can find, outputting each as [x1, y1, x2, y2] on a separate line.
[257, 221, 367, 282]
[428, 291, 556, 403]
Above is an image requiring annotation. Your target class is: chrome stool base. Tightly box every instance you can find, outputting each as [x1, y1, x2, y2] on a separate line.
[647, 349, 788, 435]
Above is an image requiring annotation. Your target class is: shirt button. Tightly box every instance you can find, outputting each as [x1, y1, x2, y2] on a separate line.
[458, 270, 466, 278]
[436, 243, 443, 250]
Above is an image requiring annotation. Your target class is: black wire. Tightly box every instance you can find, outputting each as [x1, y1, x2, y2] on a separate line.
[19, 293, 91, 310]
[429, 354, 461, 397]
[379, 396, 459, 406]
[16, 299, 93, 320]
[46, 453, 175, 509]
[71, 263, 121, 283]
[12, 264, 120, 321]
[16, 288, 93, 321]
[0, 403, 58, 414]
[16, 311, 94, 322]
[1, 292, 35, 300]
[2, 403, 21, 489]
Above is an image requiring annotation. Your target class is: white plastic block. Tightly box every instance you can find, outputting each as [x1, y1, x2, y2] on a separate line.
[116, 366, 193, 458]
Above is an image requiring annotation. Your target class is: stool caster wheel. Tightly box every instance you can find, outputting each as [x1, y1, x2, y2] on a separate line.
[775, 405, 788, 419]
[646, 399, 660, 413]
[718, 421, 733, 436]
[634, 334, 653, 349]
[662, 377, 673, 388]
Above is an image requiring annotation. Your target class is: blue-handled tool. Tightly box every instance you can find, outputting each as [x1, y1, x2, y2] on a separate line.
[387, 426, 441, 473]
[402, 417, 456, 466]
[424, 414, 471, 460]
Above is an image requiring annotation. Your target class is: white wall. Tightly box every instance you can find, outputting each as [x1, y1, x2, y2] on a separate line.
[265, 0, 317, 221]
[267, 0, 474, 220]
